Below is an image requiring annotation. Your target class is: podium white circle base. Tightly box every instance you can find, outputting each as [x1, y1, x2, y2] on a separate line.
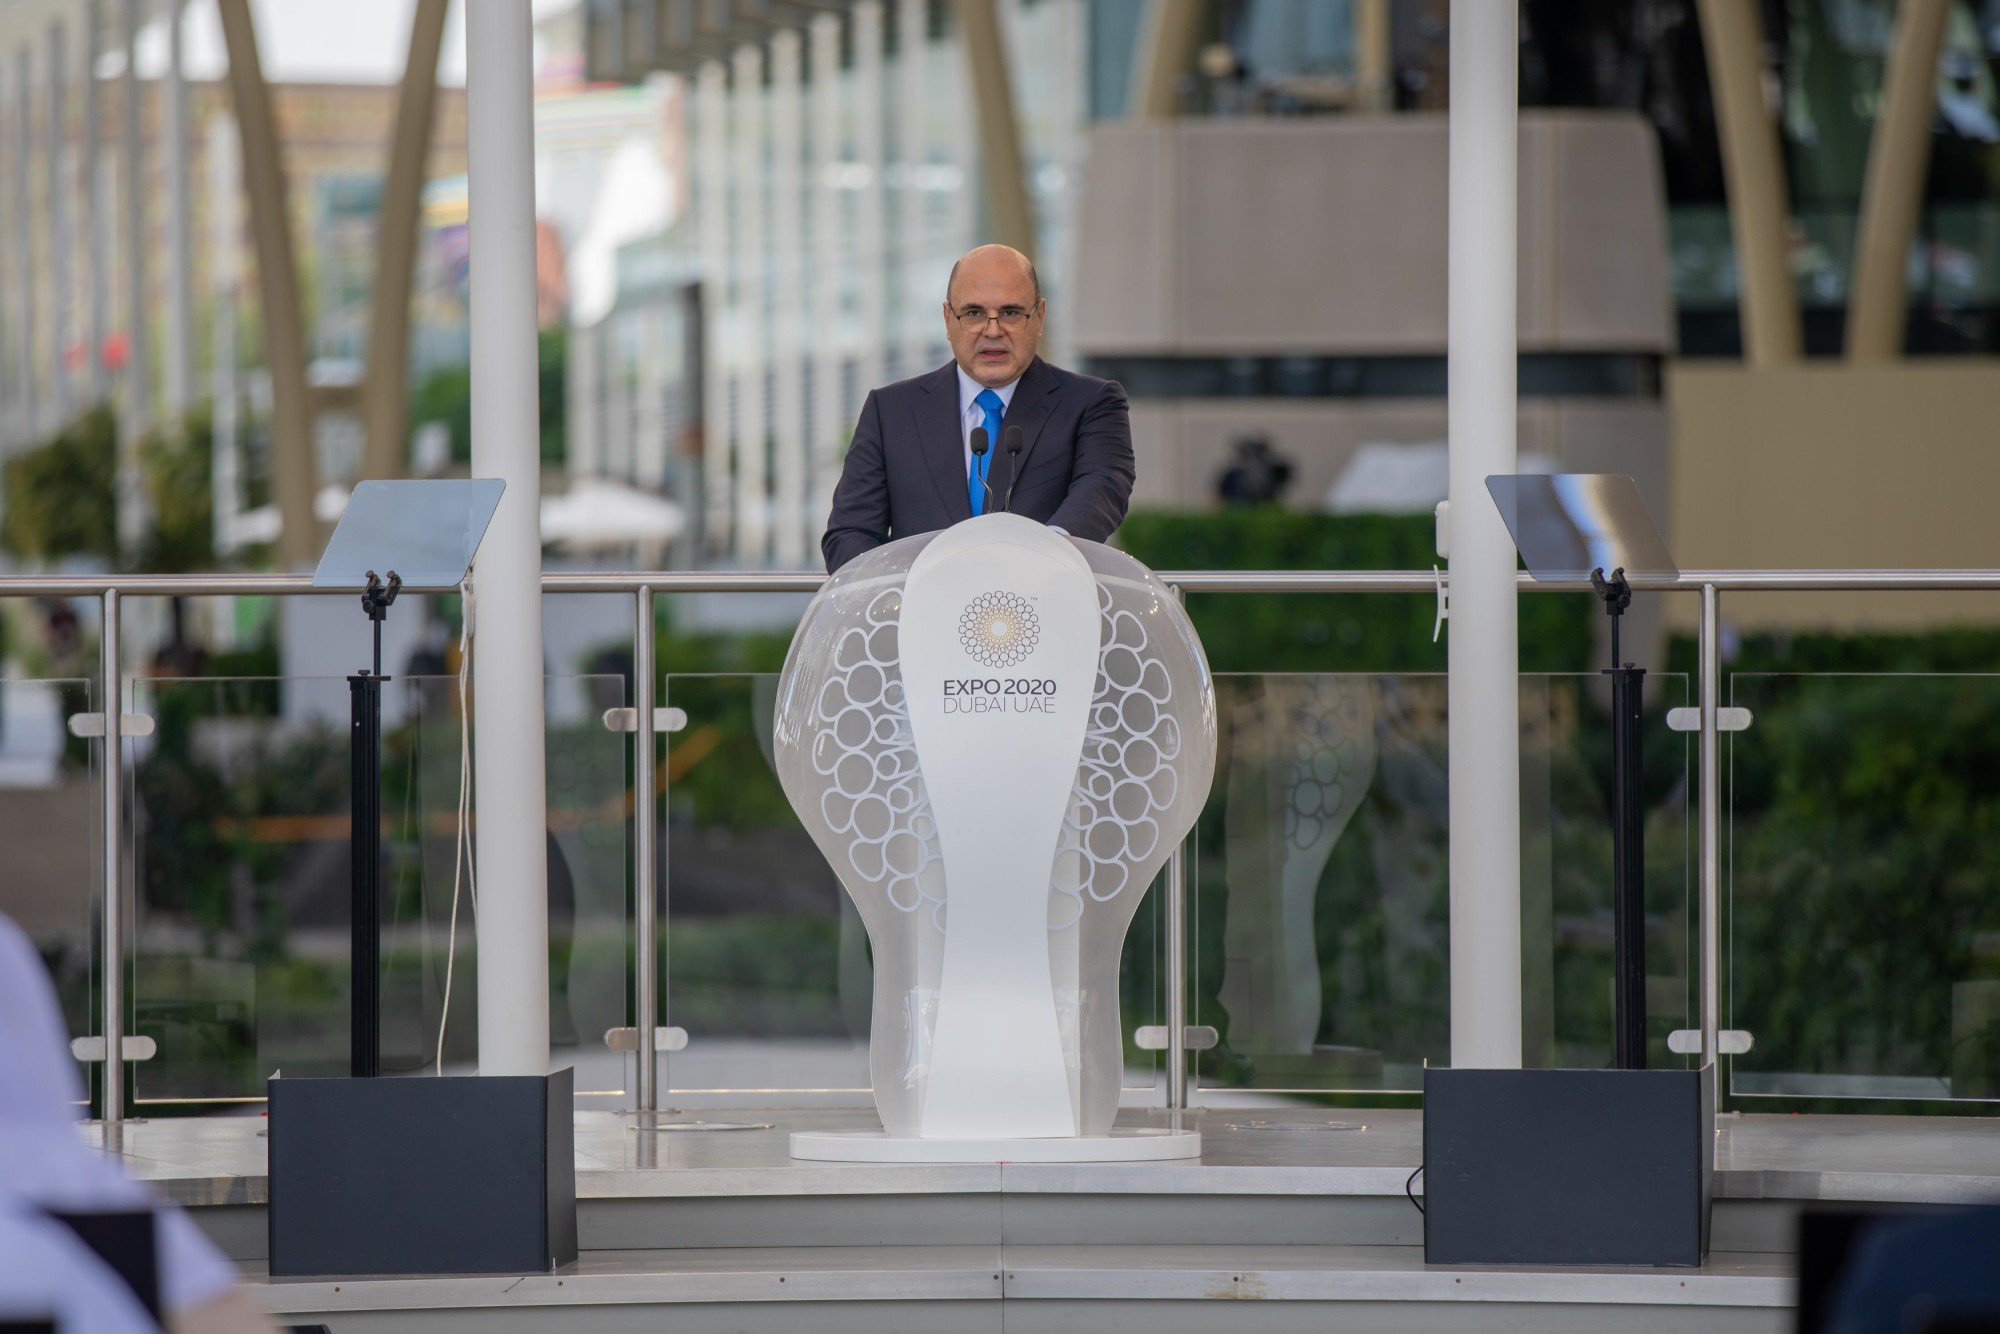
[788, 1128, 1202, 1163]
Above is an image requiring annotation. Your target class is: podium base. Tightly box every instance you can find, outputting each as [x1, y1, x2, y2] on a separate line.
[789, 1128, 1201, 1163]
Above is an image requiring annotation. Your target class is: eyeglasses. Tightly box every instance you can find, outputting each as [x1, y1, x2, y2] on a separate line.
[951, 303, 1038, 330]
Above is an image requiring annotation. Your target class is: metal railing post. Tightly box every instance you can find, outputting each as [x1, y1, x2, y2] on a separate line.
[99, 589, 125, 1133]
[1699, 584, 1723, 1111]
[633, 585, 658, 1111]
[1165, 584, 1190, 1111]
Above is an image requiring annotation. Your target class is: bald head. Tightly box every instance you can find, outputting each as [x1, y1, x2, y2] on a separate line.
[943, 244, 1046, 388]
[946, 244, 1041, 307]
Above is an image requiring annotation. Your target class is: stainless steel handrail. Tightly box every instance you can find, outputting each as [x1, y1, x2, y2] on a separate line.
[98, 590, 124, 1143]
[1699, 585, 1723, 1098]
[35, 563, 2000, 1126]
[11, 566, 2000, 597]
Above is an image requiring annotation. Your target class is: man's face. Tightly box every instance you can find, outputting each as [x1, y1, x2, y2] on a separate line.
[944, 258, 1044, 388]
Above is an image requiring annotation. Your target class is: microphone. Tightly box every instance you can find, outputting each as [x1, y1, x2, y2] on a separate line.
[1000, 425, 1025, 513]
[969, 426, 994, 515]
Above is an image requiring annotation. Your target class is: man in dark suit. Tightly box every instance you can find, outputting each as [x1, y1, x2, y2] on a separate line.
[821, 244, 1135, 572]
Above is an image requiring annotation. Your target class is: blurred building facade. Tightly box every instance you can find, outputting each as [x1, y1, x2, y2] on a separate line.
[579, 0, 2000, 634]
[0, 7, 472, 457]
[569, 0, 1089, 568]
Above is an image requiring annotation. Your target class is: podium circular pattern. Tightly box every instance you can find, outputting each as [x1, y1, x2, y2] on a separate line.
[958, 591, 1040, 669]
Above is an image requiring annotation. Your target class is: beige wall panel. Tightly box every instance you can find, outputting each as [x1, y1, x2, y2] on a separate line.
[1548, 116, 1675, 353]
[1516, 118, 1557, 350]
[1175, 119, 1448, 354]
[1076, 114, 1671, 357]
[1547, 399, 1673, 524]
[1669, 363, 2000, 630]
[1128, 401, 1185, 509]
[1069, 122, 1177, 353]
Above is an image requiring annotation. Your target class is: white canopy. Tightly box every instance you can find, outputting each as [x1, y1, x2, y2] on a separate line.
[540, 477, 686, 550]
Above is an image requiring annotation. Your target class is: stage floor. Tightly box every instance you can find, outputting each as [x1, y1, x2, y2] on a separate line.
[87, 1103, 2000, 1210]
[70, 1105, 2000, 1332]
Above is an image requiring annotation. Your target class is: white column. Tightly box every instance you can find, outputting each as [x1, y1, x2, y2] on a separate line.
[17, 46, 40, 442]
[114, 0, 148, 559]
[635, 310, 667, 486]
[808, 13, 843, 540]
[695, 59, 729, 554]
[48, 20, 70, 428]
[466, 0, 551, 1079]
[896, 0, 927, 376]
[120, 0, 146, 439]
[1039, 0, 1085, 365]
[731, 44, 768, 565]
[208, 113, 240, 557]
[1445, 0, 1521, 1071]
[944, 4, 976, 268]
[84, 1, 107, 403]
[162, 0, 195, 421]
[566, 319, 599, 481]
[606, 320, 632, 478]
[770, 30, 806, 567]
[854, 1, 887, 400]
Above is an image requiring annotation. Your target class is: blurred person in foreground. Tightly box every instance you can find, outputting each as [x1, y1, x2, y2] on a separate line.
[0, 1207, 163, 1332]
[0, 912, 275, 1334]
[822, 244, 1135, 572]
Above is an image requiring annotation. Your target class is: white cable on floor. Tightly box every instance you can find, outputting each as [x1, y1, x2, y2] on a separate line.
[436, 580, 477, 1076]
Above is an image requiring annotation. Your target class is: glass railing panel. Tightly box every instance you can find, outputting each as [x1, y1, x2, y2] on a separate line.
[1526, 672, 1693, 1073]
[1193, 672, 1691, 1096]
[548, 672, 637, 1097]
[660, 671, 1166, 1099]
[0, 676, 98, 1106]
[128, 673, 629, 1104]
[415, 672, 634, 1099]
[1728, 672, 2000, 1103]
[661, 672, 862, 1096]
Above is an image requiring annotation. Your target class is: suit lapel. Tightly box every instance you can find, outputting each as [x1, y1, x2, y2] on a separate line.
[911, 363, 971, 524]
[991, 358, 1059, 510]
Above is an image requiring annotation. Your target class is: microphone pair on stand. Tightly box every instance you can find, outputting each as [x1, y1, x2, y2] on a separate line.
[970, 425, 1025, 515]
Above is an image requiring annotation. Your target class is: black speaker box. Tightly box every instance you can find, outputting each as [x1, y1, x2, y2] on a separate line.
[1423, 1065, 1713, 1267]
[268, 1067, 577, 1277]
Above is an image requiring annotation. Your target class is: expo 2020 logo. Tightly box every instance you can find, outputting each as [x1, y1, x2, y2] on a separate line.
[959, 591, 1040, 669]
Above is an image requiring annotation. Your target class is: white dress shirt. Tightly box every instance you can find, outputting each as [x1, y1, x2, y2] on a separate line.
[956, 363, 1021, 475]
[955, 363, 1067, 530]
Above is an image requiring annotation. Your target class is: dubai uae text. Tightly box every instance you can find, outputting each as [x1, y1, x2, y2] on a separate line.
[941, 679, 1059, 714]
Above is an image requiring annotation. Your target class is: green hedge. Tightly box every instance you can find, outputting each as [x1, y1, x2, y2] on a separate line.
[1114, 508, 1596, 673]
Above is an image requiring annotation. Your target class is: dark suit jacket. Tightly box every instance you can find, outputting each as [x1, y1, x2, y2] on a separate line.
[821, 357, 1135, 572]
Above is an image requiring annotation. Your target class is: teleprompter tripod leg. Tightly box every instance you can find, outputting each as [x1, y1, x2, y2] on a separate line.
[1608, 662, 1648, 1069]
[349, 672, 383, 1078]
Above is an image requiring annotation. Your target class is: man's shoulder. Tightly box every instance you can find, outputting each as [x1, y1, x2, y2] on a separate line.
[1027, 357, 1121, 404]
[864, 358, 1123, 407]
[868, 363, 956, 405]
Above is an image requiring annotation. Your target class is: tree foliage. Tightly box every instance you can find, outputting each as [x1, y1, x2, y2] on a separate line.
[0, 404, 217, 572]
[410, 329, 568, 466]
[0, 405, 118, 563]
[1115, 508, 1596, 673]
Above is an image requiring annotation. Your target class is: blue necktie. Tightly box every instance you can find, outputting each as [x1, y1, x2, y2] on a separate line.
[969, 389, 1004, 516]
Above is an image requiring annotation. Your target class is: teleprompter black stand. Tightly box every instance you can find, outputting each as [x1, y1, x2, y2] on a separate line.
[348, 569, 398, 1079]
[1417, 475, 1709, 1268]
[267, 479, 576, 1279]
[1592, 565, 1648, 1071]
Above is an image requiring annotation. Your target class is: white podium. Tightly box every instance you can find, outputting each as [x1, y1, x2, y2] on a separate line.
[774, 515, 1215, 1162]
